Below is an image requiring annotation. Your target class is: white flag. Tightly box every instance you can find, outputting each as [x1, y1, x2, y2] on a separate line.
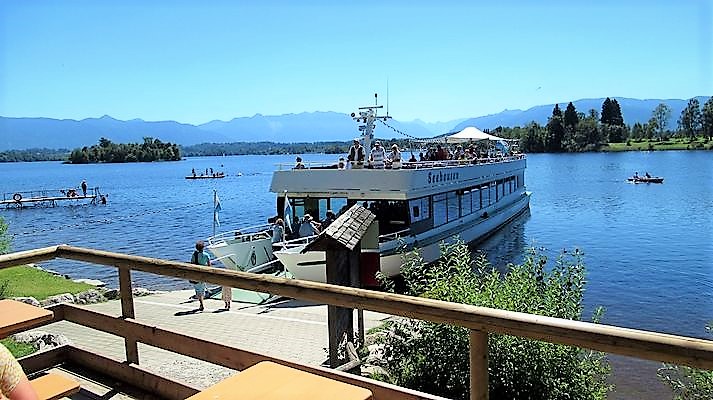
[214, 194, 222, 226]
[284, 194, 292, 233]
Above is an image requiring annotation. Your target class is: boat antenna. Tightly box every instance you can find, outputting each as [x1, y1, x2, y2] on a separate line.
[386, 77, 389, 117]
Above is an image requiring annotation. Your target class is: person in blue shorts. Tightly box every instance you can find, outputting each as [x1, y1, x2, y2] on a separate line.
[191, 240, 211, 311]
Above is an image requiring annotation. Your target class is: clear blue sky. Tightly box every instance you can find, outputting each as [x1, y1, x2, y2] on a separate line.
[1, 1, 710, 124]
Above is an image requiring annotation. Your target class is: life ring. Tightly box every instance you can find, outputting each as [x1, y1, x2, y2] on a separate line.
[12, 193, 22, 202]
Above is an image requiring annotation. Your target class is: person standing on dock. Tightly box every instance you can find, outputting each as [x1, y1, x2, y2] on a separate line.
[190, 241, 211, 312]
[81, 180, 87, 196]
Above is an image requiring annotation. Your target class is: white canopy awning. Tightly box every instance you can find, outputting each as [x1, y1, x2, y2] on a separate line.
[445, 126, 507, 143]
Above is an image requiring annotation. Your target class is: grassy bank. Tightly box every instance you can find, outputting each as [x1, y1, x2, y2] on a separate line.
[1, 265, 95, 357]
[603, 137, 712, 152]
[0, 265, 93, 300]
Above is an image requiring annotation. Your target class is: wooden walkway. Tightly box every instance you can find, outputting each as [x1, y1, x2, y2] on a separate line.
[1, 188, 103, 208]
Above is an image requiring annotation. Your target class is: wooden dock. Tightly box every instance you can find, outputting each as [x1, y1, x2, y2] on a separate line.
[1, 187, 104, 208]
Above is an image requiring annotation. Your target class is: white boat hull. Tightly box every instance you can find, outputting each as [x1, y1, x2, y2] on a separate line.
[274, 193, 530, 283]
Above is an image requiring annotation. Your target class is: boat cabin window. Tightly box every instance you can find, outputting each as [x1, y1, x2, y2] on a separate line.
[360, 200, 410, 236]
[409, 197, 430, 223]
[285, 197, 348, 223]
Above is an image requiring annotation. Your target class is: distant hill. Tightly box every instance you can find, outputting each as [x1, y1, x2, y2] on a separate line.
[0, 115, 227, 151]
[453, 96, 711, 132]
[1, 97, 708, 151]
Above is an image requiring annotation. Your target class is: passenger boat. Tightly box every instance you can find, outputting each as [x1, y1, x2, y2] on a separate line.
[627, 175, 663, 184]
[206, 104, 530, 283]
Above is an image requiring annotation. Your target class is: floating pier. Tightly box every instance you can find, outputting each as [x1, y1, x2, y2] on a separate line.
[1, 187, 105, 208]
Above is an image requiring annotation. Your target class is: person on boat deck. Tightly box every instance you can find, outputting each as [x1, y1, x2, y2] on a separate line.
[322, 210, 337, 229]
[192, 168, 196, 177]
[1, 342, 39, 400]
[370, 141, 386, 169]
[347, 139, 365, 169]
[298, 214, 321, 237]
[190, 240, 211, 312]
[272, 218, 285, 244]
[645, 172, 651, 178]
[387, 144, 402, 169]
[634, 171, 640, 179]
[81, 179, 88, 196]
[294, 157, 306, 169]
[435, 144, 447, 161]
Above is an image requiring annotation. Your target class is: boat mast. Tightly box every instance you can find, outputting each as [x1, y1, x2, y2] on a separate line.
[352, 93, 390, 162]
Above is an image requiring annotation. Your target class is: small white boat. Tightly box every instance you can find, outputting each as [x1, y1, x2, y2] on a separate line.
[207, 102, 530, 284]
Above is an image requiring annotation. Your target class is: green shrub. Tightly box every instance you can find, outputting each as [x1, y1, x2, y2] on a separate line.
[658, 324, 713, 400]
[373, 242, 611, 400]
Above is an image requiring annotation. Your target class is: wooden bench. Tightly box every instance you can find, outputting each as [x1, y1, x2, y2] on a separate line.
[30, 373, 81, 400]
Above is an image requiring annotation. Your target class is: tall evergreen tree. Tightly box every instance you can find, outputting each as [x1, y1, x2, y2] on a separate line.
[701, 97, 713, 141]
[678, 98, 702, 139]
[600, 98, 613, 125]
[564, 102, 579, 130]
[610, 99, 624, 126]
[547, 104, 565, 152]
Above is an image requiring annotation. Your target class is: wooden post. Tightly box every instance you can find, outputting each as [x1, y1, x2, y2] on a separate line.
[118, 267, 139, 364]
[349, 246, 365, 346]
[326, 249, 354, 367]
[469, 329, 489, 400]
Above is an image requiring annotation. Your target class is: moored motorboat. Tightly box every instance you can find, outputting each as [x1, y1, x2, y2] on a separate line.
[207, 102, 530, 283]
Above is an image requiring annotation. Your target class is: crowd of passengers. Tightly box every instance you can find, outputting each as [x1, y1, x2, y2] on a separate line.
[294, 138, 515, 170]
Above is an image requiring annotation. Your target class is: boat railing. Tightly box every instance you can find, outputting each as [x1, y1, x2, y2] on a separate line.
[207, 224, 273, 245]
[273, 153, 525, 171]
[2, 187, 101, 202]
[378, 228, 411, 243]
[274, 235, 317, 251]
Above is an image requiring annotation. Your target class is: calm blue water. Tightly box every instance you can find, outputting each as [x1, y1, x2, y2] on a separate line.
[1, 152, 712, 340]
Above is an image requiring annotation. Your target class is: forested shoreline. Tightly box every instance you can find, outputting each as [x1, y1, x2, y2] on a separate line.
[2, 97, 711, 162]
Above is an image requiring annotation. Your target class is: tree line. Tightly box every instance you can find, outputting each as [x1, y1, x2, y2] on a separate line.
[67, 137, 181, 164]
[0, 148, 70, 162]
[498, 97, 713, 153]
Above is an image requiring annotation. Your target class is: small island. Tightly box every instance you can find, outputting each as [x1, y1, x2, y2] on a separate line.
[67, 137, 181, 164]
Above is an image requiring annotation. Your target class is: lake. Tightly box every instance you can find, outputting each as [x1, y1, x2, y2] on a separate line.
[2, 151, 711, 397]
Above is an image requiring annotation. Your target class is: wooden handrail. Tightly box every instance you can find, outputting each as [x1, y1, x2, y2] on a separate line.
[3, 244, 713, 399]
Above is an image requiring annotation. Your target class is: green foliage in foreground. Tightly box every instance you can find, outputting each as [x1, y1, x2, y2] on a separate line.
[374, 241, 611, 400]
[0, 266, 93, 300]
[658, 324, 713, 400]
[0, 216, 10, 255]
[1, 338, 37, 358]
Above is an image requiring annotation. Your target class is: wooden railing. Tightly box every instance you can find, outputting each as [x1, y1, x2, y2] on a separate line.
[2, 245, 713, 400]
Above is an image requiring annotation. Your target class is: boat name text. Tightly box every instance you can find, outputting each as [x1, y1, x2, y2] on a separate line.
[428, 171, 460, 185]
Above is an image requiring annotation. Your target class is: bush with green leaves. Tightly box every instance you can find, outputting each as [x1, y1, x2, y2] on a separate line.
[373, 241, 611, 400]
[658, 324, 713, 400]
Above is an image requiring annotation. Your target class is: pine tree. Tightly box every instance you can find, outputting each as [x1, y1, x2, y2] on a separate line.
[564, 102, 579, 130]
[611, 99, 624, 126]
[600, 98, 612, 125]
[547, 104, 565, 152]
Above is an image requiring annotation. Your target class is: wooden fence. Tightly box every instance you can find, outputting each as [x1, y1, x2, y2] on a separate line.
[2, 245, 713, 400]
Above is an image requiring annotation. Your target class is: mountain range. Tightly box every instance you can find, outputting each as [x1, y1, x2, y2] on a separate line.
[0, 97, 708, 151]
